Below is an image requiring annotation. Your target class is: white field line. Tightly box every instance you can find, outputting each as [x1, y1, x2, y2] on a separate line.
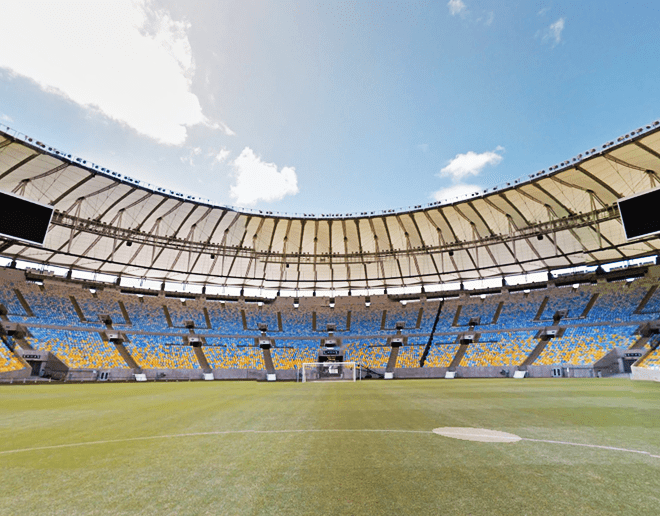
[0, 429, 658, 459]
[520, 437, 660, 459]
[0, 429, 428, 455]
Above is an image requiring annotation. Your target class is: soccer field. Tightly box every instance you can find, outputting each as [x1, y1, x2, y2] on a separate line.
[1, 379, 659, 515]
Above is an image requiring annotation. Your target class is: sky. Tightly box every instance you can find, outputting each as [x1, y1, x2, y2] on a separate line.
[1, 0, 659, 216]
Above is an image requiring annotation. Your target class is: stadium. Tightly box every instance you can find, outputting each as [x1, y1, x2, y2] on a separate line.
[1, 119, 660, 514]
[2, 121, 660, 383]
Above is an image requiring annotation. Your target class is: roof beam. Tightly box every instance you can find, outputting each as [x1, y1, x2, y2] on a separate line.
[63, 182, 120, 214]
[0, 153, 40, 180]
[295, 219, 307, 292]
[225, 215, 252, 281]
[449, 205, 480, 273]
[132, 195, 168, 231]
[408, 212, 440, 281]
[381, 217, 405, 286]
[21, 162, 69, 182]
[421, 211, 458, 275]
[575, 165, 622, 199]
[368, 218, 387, 284]
[603, 152, 648, 172]
[530, 182, 573, 217]
[634, 141, 660, 162]
[259, 218, 280, 289]
[395, 214, 422, 281]
[51, 173, 95, 205]
[95, 188, 139, 221]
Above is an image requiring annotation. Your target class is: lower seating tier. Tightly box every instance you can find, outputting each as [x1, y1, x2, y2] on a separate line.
[640, 347, 660, 370]
[126, 335, 200, 369]
[0, 344, 25, 372]
[28, 329, 128, 369]
[203, 345, 264, 369]
[535, 326, 637, 365]
[463, 332, 536, 367]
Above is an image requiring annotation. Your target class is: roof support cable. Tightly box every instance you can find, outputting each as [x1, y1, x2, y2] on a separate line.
[471, 223, 480, 271]
[151, 218, 161, 267]
[67, 199, 83, 255]
[507, 215, 518, 262]
[545, 206, 558, 256]
[588, 191, 602, 249]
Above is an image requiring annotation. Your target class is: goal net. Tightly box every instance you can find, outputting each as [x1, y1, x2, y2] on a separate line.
[301, 362, 358, 382]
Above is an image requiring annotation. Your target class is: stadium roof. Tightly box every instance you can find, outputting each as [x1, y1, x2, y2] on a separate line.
[1, 121, 660, 293]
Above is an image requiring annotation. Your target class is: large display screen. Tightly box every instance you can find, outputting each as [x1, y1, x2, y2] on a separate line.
[0, 191, 53, 245]
[618, 187, 660, 240]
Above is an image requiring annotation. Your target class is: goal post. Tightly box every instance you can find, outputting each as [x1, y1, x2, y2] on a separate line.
[301, 362, 358, 382]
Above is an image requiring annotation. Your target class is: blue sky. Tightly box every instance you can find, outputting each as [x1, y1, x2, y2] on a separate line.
[1, 0, 659, 215]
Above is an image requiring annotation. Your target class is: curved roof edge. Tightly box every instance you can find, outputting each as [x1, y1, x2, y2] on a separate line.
[2, 119, 659, 220]
[2, 120, 660, 292]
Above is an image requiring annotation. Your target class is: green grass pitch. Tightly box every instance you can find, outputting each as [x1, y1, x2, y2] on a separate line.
[1, 378, 659, 515]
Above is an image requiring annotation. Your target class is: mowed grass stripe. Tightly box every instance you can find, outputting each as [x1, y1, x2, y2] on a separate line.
[1, 379, 659, 516]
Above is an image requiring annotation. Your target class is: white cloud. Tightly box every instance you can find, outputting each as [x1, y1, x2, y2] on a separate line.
[541, 18, 565, 46]
[180, 146, 202, 166]
[433, 146, 503, 202]
[0, 114, 12, 123]
[215, 148, 230, 163]
[230, 148, 299, 206]
[447, 0, 467, 16]
[208, 120, 236, 137]
[439, 146, 504, 181]
[432, 183, 481, 202]
[549, 18, 565, 44]
[0, 1, 231, 145]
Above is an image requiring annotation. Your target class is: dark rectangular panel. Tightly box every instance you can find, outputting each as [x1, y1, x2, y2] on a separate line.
[618, 187, 660, 240]
[0, 191, 53, 245]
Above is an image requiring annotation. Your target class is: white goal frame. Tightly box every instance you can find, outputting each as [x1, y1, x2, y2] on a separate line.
[301, 362, 358, 382]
